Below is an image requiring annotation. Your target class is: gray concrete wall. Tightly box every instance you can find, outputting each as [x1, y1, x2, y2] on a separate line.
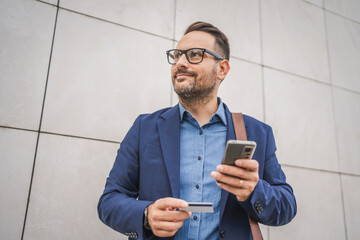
[1, 0, 359, 239]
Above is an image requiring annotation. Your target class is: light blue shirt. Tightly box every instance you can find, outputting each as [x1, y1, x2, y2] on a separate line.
[174, 100, 227, 240]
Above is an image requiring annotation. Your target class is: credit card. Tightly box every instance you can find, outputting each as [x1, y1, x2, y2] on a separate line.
[179, 202, 214, 213]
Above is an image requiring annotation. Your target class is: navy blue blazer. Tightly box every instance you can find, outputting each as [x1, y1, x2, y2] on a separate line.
[98, 104, 297, 239]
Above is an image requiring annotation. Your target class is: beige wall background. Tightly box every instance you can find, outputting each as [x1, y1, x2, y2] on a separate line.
[1, 0, 360, 239]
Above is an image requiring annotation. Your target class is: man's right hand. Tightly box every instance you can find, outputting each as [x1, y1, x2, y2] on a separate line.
[147, 197, 192, 237]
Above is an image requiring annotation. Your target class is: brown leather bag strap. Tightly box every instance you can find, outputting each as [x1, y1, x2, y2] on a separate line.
[231, 112, 263, 240]
[232, 112, 247, 141]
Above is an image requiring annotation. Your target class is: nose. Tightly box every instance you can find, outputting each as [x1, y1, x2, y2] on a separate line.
[175, 53, 189, 68]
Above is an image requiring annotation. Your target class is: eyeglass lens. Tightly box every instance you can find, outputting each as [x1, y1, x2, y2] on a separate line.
[169, 48, 204, 64]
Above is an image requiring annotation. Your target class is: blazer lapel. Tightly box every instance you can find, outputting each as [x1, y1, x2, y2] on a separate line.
[157, 105, 181, 199]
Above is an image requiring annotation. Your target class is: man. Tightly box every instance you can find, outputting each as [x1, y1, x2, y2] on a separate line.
[98, 21, 297, 239]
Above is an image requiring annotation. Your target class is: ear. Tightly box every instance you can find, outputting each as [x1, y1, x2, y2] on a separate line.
[217, 60, 230, 82]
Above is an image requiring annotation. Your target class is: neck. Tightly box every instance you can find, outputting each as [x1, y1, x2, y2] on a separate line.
[179, 95, 219, 126]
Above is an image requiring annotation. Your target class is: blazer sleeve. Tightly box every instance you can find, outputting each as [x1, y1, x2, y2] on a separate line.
[97, 116, 152, 238]
[238, 126, 297, 226]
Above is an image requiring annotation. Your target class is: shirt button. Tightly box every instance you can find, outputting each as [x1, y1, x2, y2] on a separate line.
[198, 156, 201, 160]
[196, 184, 200, 189]
[193, 215, 198, 220]
[199, 130, 203, 135]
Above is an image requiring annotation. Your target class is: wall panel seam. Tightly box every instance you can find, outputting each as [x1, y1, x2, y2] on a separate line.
[20, 3, 60, 239]
[300, 0, 360, 25]
[259, 0, 266, 124]
[324, 6, 349, 239]
[281, 164, 360, 177]
[324, 9, 360, 25]
[57, 6, 175, 42]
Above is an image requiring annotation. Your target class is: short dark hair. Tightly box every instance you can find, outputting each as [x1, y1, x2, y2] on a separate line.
[184, 21, 230, 61]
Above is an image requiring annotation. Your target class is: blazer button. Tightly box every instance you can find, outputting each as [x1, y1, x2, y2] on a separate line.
[220, 230, 226, 238]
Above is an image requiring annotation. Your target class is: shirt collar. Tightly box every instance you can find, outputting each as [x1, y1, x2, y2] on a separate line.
[178, 98, 227, 126]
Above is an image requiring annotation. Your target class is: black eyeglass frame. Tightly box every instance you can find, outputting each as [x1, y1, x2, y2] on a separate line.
[166, 48, 224, 65]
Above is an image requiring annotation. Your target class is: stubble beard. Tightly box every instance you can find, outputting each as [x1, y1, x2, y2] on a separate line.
[172, 67, 217, 107]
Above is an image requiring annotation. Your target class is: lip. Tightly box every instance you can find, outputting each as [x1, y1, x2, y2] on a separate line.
[175, 74, 192, 80]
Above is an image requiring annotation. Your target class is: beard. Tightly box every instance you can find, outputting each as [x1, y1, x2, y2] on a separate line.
[172, 66, 217, 105]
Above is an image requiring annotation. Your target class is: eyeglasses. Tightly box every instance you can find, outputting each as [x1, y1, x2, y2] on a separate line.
[166, 48, 224, 65]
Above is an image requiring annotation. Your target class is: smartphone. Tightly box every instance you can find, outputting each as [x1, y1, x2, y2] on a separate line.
[221, 140, 257, 166]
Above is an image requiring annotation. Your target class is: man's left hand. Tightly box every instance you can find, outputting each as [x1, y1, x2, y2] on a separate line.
[211, 159, 259, 202]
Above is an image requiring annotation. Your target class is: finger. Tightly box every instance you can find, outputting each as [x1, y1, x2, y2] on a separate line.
[216, 181, 251, 202]
[156, 198, 188, 210]
[162, 210, 191, 221]
[235, 159, 259, 171]
[152, 208, 191, 222]
[216, 180, 238, 192]
[216, 164, 254, 181]
[153, 219, 184, 231]
[153, 229, 178, 238]
[211, 171, 247, 188]
[151, 215, 187, 238]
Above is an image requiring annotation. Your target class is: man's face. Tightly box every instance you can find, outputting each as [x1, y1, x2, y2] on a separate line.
[171, 31, 220, 102]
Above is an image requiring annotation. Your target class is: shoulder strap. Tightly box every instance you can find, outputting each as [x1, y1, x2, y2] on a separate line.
[231, 112, 247, 141]
[231, 112, 263, 240]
